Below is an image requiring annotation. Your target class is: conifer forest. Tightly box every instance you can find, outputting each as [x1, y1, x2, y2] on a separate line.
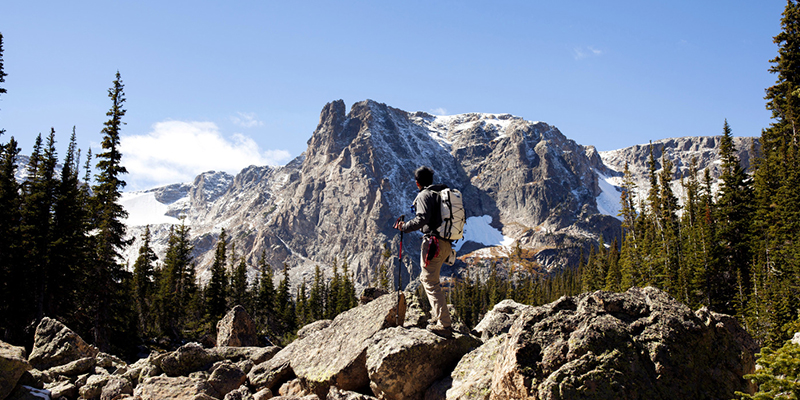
[3, 2, 800, 366]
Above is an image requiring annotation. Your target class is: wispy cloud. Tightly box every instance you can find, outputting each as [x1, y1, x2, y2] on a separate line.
[120, 120, 291, 190]
[231, 112, 265, 128]
[430, 107, 448, 116]
[573, 46, 603, 60]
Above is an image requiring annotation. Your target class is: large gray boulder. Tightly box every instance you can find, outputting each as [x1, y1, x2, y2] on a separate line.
[490, 286, 757, 400]
[366, 327, 481, 400]
[247, 341, 298, 392]
[472, 299, 531, 342]
[134, 376, 217, 400]
[217, 305, 259, 347]
[28, 317, 99, 370]
[445, 335, 506, 400]
[0, 341, 32, 400]
[289, 292, 406, 397]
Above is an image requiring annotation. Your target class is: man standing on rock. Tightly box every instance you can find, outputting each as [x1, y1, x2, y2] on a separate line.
[394, 166, 453, 336]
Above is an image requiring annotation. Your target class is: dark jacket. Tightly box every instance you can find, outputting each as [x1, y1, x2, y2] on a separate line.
[402, 184, 447, 237]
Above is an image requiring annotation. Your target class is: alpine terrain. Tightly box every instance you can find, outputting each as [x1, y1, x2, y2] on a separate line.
[120, 100, 758, 290]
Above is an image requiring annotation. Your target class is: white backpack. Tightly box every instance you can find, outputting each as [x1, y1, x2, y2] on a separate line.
[436, 188, 465, 242]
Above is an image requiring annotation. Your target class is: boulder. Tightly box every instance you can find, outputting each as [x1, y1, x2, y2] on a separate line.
[217, 305, 259, 347]
[1, 341, 32, 400]
[403, 290, 430, 328]
[210, 346, 282, 366]
[44, 356, 95, 378]
[79, 373, 111, 399]
[46, 380, 78, 399]
[208, 360, 247, 398]
[472, 299, 531, 342]
[247, 341, 298, 391]
[160, 342, 215, 376]
[296, 320, 332, 340]
[28, 317, 99, 370]
[225, 385, 256, 400]
[279, 379, 306, 397]
[100, 376, 133, 400]
[134, 376, 216, 400]
[366, 327, 481, 400]
[289, 292, 406, 397]
[490, 287, 757, 400]
[326, 386, 380, 399]
[253, 387, 274, 400]
[445, 335, 505, 400]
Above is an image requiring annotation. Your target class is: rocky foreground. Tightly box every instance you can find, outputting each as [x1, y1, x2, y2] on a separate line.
[1, 287, 757, 400]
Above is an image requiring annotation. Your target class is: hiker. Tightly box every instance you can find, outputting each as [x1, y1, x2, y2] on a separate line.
[393, 166, 453, 335]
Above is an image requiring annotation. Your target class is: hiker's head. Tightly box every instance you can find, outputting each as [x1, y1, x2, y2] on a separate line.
[415, 166, 434, 188]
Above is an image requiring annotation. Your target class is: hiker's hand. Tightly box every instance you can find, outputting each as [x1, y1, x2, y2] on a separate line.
[393, 216, 405, 230]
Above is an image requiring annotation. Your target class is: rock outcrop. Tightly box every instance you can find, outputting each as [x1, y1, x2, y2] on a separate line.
[216, 305, 258, 347]
[28, 317, 99, 370]
[3, 289, 758, 400]
[0, 341, 31, 400]
[486, 287, 756, 400]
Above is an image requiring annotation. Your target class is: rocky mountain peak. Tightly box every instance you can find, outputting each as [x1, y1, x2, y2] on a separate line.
[120, 100, 759, 292]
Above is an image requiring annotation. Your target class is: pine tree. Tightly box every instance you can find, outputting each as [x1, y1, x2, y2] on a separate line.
[308, 265, 325, 321]
[157, 222, 195, 338]
[132, 226, 157, 337]
[658, 154, 681, 295]
[714, 120, 754, 316]
[0, 32, 6, 116]
[0, 136, 21, 342]
[206, 229, 229, 324]
[275, 263, 296, 341]
[51, 128, 89, 325]
[231, 256, 248, 307]
[254, 251, 275, 338]
[753, 0, 800, 346]
[90, 72, 133, 351]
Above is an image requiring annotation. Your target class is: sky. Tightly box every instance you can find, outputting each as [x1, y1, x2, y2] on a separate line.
[0, 1, 785, 191]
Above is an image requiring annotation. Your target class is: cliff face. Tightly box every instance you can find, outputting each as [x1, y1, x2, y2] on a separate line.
[120, 100, 758, 288]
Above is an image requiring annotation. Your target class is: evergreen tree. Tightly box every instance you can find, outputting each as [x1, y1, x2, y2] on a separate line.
[715, 120, 754, 316]
[0, 32, 6, 116]
[255, 252, 275, 337]
[308, 265, 325, 321]
[51, 128, 89, 324]
[132, 226, 157, 337]
[658, 154, 681, 295]
[231, 256, 248, 307]
[0, 136, 21, 342]
[157, 223, 195, 339]
[754, 0, 800, 346]
[206, 229, 229, 324]
[275, 263, 295, 340]
[89, 72, 133, 351]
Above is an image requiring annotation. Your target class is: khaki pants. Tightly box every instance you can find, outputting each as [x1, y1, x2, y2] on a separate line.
[420, 237, 452, 327]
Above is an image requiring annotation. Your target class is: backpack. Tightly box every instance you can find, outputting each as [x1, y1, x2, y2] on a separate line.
[436, 188, 465, 242]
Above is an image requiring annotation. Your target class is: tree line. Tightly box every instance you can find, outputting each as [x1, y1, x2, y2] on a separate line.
[452, 1, 800, 350]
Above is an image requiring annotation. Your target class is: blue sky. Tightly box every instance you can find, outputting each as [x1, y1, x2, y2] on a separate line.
[1, 1, 785, 191]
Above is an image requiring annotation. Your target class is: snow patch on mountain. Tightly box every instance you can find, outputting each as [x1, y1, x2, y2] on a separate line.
[456, 215, 514, 252]
[121, 191, 181, 226]
[595, 170, 623, 220]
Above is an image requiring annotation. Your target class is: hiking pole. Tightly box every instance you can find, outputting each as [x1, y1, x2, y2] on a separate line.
[394, 215, 405, 327]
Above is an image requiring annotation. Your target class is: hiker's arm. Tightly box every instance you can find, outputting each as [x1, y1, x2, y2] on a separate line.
[401, 196, 430, 233]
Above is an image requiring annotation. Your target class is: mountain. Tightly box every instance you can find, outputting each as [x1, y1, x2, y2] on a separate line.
[120, 100, 758, 290]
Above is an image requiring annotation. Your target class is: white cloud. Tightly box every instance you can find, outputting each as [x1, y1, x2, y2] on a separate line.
[231, 112, 264, 128]
[120, 120, 291, 190]
[573, 46, 603, 60]
[430, 107, 448, 116]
